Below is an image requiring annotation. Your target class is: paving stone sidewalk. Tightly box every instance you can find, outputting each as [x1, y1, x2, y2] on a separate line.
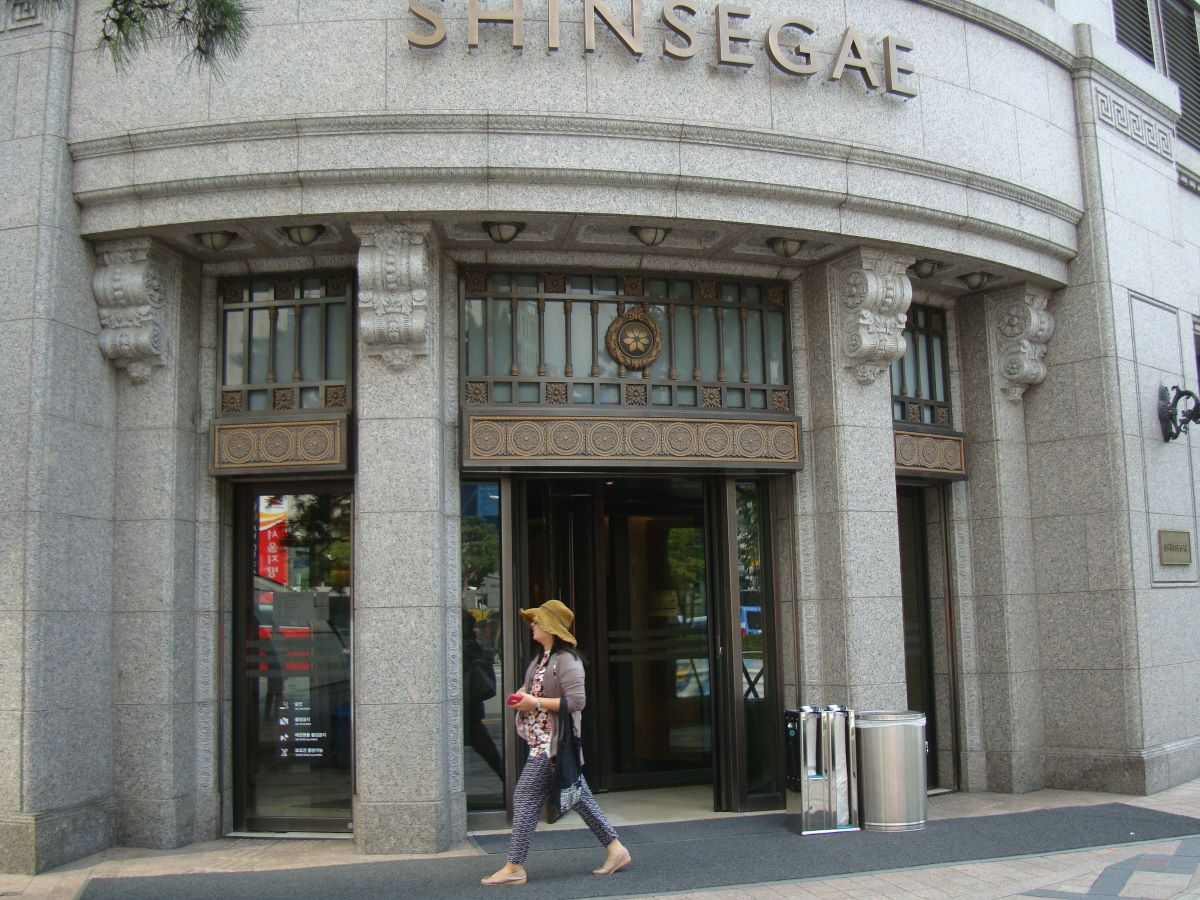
[3, 779, 1200, 900]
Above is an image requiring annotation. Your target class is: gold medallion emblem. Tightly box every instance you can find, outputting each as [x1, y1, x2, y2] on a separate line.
[605, 306, 663, 370]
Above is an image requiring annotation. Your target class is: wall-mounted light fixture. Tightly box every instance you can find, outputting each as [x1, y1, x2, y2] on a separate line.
[630, 225, 670, 247]
[767, 237, 805, 258]
[910, 259, 941, 279]
[1159, 385, 1200, 441]
[194, 230, 238, 251]
[483, 221, 524, 243]
[283, 224, 326, 246]
[959, 271, 992, 291]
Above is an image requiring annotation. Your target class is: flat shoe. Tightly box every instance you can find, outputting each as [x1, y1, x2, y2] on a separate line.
[592, 849, 631, 876]
[481, 872, 527, 885]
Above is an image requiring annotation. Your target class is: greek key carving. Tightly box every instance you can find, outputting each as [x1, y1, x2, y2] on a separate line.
[834, 249, 914, 384]
[354, 222, 432, 370]
[994, 286, 1054, 403]
[1094, 84, 1173, 161]
[92, 238, 179, 384]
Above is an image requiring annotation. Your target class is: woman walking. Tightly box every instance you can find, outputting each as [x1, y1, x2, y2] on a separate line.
[481, 599, 631, 886]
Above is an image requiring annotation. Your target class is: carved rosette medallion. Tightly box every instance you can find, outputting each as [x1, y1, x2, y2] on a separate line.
[894, 430, 966, 479]
[605, 306, 662, 370]
[834, 251, 914, 384]
[212, 418, 346, 473]
[465, 415, 801, 468]
[354, 222, 432, 370]
[994, 286, 1055, 403]
[92, 238, 180, 384]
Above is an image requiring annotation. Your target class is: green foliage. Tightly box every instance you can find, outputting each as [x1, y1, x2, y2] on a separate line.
[10, 0, 251, 72]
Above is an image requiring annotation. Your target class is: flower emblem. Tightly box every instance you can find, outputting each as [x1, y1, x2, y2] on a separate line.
[622, 325, 650, 354]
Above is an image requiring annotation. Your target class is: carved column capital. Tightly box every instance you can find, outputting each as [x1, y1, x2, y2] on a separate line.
[990, 285, 1055, 403]
[92, 238, 180, 384]
[832, 248, 914, 384]
[353, 222, 433, 370]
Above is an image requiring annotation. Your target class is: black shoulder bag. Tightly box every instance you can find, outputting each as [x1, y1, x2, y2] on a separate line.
[545, 695, 585, 824]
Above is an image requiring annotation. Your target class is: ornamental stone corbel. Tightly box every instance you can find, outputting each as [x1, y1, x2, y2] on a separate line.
[992, 285, 1055, 403]
[353, 222, 432, 370]
[833, 248, 915, 384]
[92, 238, 180, 384]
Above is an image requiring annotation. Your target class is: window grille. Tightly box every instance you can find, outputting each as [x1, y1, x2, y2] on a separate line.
[219, 272, 353, 416]
[460, 271, 791, 413]
[1112, 0, 1200, 149]
[890, 304, 951, 428]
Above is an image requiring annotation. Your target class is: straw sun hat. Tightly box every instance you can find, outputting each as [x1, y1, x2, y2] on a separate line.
[519, 599, 577, 646]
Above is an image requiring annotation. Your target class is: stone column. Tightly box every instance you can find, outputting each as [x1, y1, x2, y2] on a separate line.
[801, 248, 912, 710]
[351, 222, 464, 852]
[95, 238, 204, 845]
[0, 2, 119, 873]
[956, 283, 1053, 792]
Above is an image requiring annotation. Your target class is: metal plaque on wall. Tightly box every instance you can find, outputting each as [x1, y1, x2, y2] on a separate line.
[1158, 530, 1192, 566]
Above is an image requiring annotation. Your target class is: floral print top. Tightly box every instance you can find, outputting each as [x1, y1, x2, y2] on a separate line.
[516, 650, 554, 759]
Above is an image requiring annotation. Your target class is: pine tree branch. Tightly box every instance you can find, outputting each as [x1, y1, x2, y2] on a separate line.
[4, 0, 251, 73]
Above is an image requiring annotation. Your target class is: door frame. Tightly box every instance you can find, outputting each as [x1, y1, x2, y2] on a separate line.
[231, 480, 355, 834]
[506, 473, 785, 812]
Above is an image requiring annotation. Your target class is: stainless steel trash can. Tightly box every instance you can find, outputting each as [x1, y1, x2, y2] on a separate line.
[784, 705, 859, 834]
[855, 710, 927, 832]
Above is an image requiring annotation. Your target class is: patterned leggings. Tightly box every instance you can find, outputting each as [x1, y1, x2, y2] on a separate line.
[506, 755, 619, 865]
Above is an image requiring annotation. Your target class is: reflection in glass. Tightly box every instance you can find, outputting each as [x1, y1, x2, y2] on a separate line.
[274, 308, 296, 383]
[766, 311, 786, 384]
[466, 299, 486, 376]
[243, 492, 352, 826]
[736, 481, 773, 796]
[325, 303, 347, 380]
[249, 309, 270, 384]
[697, 308, 718, 381]
[490, 303, 512, 376]
[224, 310, 246, 385]
[544, 301, 566, 376]
[516, 300, 538, 375]
[596, 304, 619, 377]
[460, 483, 504, 811]
[300, 305, 321, 381]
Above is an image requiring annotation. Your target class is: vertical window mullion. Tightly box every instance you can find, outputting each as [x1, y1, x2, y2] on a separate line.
[739, 307, 749, 383]
[590, 300, 600, 377]
[537, 297, 547, 376]
[510, 297, 519, 377]
[564, 299, 574, 377]
[668, 302, 677, 380]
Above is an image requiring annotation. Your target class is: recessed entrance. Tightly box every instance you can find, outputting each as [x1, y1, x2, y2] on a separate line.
[524, 477, 713, 792]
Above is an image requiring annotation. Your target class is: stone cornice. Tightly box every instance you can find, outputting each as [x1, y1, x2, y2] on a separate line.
[909, 0, 1074, 69]
[69, 113, 1083, 227]
[73, 165, 1078, 264]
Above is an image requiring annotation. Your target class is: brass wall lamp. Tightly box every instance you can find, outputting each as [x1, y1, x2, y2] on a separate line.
[1159, 385, 1200, 441]
[484, 221, 524, 243]
[194, 230, 238, 251]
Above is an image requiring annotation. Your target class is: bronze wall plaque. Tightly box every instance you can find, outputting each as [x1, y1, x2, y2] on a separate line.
[893, 429, 966, 480]
[211, 415, 348, 475]
[1158, 530, 1192, 566]
[463, 413, 801, 469]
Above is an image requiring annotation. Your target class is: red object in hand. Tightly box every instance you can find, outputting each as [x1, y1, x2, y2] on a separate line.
[507, 692, 523, 706]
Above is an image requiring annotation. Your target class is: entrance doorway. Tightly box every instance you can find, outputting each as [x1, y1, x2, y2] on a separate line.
[515, 475, 784, 813]
[232, 486, 354, 832]
[896, 484, 958, 791]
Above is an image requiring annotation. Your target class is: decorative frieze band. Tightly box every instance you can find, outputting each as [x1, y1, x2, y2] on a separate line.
[833, 249, 914, 385]
[894, 429, 966, 479]
[994, 286, 1055, 403]
[210, 417, 348, 474]
[92, 238, 180, 384]
[354, 222, 432, 370]
[463, 414, 801, 468]
[1094, 84, 1173, 161]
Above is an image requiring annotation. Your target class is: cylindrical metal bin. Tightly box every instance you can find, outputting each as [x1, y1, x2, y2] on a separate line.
[855, 710, 927, 832]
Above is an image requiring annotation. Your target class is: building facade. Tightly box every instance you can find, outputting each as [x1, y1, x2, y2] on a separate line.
[2, 0, 1200, 876]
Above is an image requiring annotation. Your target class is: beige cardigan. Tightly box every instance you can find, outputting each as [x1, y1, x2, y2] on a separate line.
[519, 650, 586, 761]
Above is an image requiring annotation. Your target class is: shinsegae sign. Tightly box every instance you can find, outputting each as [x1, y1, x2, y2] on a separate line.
[406, 0, 918, 97]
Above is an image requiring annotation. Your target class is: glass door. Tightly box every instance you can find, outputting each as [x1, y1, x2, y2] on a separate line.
[713, 478, 785, 812]
[234, 487, 353, 832]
